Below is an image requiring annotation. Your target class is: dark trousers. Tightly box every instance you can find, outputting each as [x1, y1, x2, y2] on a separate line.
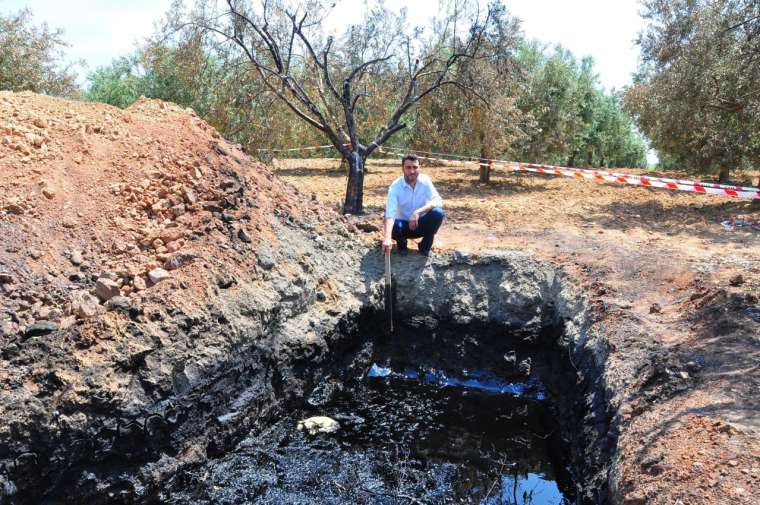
[391, 207, 445, 252]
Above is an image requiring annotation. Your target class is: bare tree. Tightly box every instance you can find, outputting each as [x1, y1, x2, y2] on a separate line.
[169, 0, 496, 213]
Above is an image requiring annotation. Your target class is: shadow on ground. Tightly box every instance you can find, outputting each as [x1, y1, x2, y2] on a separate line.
[581, 198, 760, 241]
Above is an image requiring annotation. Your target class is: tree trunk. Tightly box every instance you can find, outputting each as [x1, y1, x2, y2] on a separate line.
[718, 166, 729, 183]
[343, 151, 365, 214]
[479, 146, 491, 183]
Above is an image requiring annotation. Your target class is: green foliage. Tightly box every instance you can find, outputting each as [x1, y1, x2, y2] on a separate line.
[83, 57, 142, 108]
[516, 42, 647, 168]
[82, 0, 645, 170]
[624, 0, 760, 180]
[0, 8, 79, 97]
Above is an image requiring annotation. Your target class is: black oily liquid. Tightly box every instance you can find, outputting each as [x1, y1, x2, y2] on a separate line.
[298, 362, 577, 505]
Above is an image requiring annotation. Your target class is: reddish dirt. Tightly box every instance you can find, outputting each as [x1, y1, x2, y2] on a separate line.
[275, 157, 760, 505]
[0, 91, 333, 407]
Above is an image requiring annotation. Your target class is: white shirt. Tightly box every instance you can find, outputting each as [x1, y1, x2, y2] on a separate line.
[385, 173, 443, 220]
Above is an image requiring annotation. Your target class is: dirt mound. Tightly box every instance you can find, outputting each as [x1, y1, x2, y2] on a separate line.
[0, 92, 373, 503]
[0, 91, 329, 335]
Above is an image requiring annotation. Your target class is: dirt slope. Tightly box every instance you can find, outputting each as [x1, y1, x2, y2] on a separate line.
[0, 91, 374, 503]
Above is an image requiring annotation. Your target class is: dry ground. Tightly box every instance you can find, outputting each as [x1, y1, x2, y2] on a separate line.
[274, 156, 760, 505]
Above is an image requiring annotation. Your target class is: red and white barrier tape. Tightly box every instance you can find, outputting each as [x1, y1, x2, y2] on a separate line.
[259, 143, 760, 199]
[256, 144, 337, 152]
[382, 146, 759, 193]
[379, 146, 760, 200]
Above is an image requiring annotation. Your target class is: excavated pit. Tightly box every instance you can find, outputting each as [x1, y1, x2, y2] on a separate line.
[2, 253, 614, 505]
[161, 320, 590, 505]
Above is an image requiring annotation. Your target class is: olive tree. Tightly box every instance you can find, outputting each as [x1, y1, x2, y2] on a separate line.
[0, 8, 79, 96]
[168, 0, 498, 213]
[624, 0, 760, 181]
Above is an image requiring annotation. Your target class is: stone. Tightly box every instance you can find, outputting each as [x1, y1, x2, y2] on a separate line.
[148, 268, 170, 284]
[159, 227, 185, 243]
[99, 271, 118, 281]
[41, 187, 56, 199]
[649, 303, 662, 314]
[0, 273, 14, 284]
[70, 291, 100, 319]
[24, 321, 59, 338]
[133, 276, 147, 291]
[237, 227, 252, 243]
[355, 221, 380, 233]
[183, 189, 197, 204]
[214, 143, 230, 156]
[70, 250, 84, 266]
[106, 296, 131, 312]
[166, 240, 182, 253]
[35, 306, 53, 320]
[171, 204, 186, 216]
[216, 273, 236, 289]
[517, 357, 532, 376]
[94, 278, 120, 302]
[2, 343, 20, 359]
[164, 253, 196, 271]
[32, 117, 48, 129]
[503, 350, 517, 367]
[729, 274, 744, 287]
[3, 197, 25, 214]
[257, 248, 276, 270]
[29, 249, 43, 260]
[28, 134, 44, 148]
[296, 416, 340, 435]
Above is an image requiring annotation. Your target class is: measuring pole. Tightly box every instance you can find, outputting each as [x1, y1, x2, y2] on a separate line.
[384, 250, 394, 335]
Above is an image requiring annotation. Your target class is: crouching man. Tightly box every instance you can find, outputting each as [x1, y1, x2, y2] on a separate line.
[382, 155, 444, 257]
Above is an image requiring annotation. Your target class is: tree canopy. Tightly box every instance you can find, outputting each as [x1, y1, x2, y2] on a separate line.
[0, 8, 79, 97]
[624, 0, 760, 181]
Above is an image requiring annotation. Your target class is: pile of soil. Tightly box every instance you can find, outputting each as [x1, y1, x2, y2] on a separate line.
[0, 91, 373, 503]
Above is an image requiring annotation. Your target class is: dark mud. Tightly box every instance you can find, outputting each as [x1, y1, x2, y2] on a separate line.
[160, 323, 592, 505]
[2, 253, 614, 505]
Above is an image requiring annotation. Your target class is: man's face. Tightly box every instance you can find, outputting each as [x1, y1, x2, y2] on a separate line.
[402, 160, 420, 184]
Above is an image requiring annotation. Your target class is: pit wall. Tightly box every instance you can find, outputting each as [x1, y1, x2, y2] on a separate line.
[0, 244, 624, 505]
[381, 250, 618, 504]
[234, 248, 620, 504]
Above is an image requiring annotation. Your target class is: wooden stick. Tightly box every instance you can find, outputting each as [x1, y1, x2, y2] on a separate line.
[384, 250, 394, 335]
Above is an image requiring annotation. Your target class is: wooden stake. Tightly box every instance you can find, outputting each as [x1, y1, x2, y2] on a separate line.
[384, 250, 394, 335]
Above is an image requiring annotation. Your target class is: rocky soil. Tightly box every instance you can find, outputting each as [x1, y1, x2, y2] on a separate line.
[0, 91, 380, 503]
[1, 91, 758, 505]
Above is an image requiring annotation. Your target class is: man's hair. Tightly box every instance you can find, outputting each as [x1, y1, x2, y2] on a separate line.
[401, 154, 418, 166]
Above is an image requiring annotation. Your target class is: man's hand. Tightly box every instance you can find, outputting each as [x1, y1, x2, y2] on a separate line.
[382, 237, 393, 254]
[409, 211, 420, 231]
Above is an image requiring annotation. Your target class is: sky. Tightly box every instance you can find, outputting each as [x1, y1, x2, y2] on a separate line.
[2, 0, 647, 91]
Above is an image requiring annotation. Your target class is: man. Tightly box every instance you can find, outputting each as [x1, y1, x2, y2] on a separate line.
[382, 155, 444, 256]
